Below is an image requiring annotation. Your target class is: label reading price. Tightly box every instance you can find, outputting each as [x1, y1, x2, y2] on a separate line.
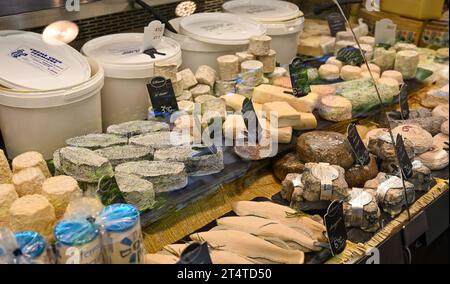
[147, 76, 179, 118]
[325, 200, 348, 256]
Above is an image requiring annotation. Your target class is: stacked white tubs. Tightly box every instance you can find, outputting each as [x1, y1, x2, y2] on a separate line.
[82, 33, 182, 130]
[223, 0, 305, 65]
[0, 31, 103, 159]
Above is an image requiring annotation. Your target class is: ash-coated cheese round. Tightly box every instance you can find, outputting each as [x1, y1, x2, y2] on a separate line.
[334, 40, 356, 54]
[191, 84, 212, 98]
[326, 57, 343, 70]
[393, 124, 433, 154]
[394, 50, 420, 80]
[258, 50, 277, 74]
[318, 95, 353, 122]
[319, 64, 340, 81]
[381, 70, 404, 85]
[12, 152, 51, 178]
[336, 31, 355, 42]
[442, 120, 449, 135]
[0, 149, 13, 184]
[340, 65, 362, 81]
[42, 176, 81, 219]
[359, 36, 375, 47]
[0, 184, 18, 228]
[9, 195, 56, 240]
[248, 35, 272, 56]
[354, 43, 373, 60]
[432, 104, 449, 120]
[361, 63, 381, 75]
[373, 48, 396, 71]
[297, 131, 355, 170]
[155, 63, 178, 81]
[217, 55, 240, 81]
[12, 167, 46, 197]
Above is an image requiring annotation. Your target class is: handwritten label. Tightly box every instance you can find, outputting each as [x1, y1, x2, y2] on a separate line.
[325, 201, 348, 256]
[142, 21, 165, 51]
[347, 124, 371, 166]
[327, 12, 347, 37]
[395, 134, 414, 180]
[177, 243, 213, 264]
[147, 76, 179, 118]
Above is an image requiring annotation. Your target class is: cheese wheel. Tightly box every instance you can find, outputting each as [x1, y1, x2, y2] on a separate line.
[221, 94, 246, 112]
[195, 65, 216, 87]
[12, 151, 51, 178]
[177, 69, 198, 90]
[381, 70, 404, 85]
[335, 40, 356, 54]
[359, 36, 375, 47]
[336, 31, 355, 42]
[155, 63, 177, 81]
[236, 51, 255, 63]
[9, 195, 56, 240]
[273, 76, 292, 89]
[433, 133, 449, 150]
[319, 64, 340, 81]
[432, 104, 449, 120]
[258, 50, 277, 74]
[310, 85, 337, 97]
[442, 120, 449, 135]
[217, 55, 240, 81]
[354, 43, 373, 60]
[191, 84, 211, 98]
[0, 149, 12, 184]
[340, 65, 362, 81]
[42, 176, 81, 218]
[326, 57, 343, 70]
[318, 95, 353, 122]
[418, 147, 449, 170]
[393, 124, 433, 154]
[373, 48, 396, 71]
[248, 35, 272, 56]
[395, 50, 420, 80]
[361, 71, 380, 79]
[12, 167, 46, 197]
[361, 63, 381, 75]
[0, 184, 18, 228]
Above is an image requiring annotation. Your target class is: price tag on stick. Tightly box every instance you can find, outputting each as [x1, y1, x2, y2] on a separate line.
[347, 124, 371, 166]
[147, 76, 179, 118]
[289, 57, 311, 98]
[399, 84, 410, 120]
[324, 201, 348, 256]
[395, 134, 414, 180]
[327, 12, 347, 37]
[242, 98, 263, 144]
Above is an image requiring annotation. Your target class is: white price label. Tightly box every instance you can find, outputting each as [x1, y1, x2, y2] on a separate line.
[142, 20, 165, 51]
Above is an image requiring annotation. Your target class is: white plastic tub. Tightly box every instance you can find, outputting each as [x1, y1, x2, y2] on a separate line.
[165, 18, 248, 72]
[82, 33, 182, 130]
[0, 58, 104, 159]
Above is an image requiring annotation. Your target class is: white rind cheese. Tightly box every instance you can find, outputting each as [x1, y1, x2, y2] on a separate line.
[334, 40, 356, 55]
[326, 57, 343, 70]
[395, 50, 420, 79]
[359, 36, 375, 47]
[361, 63, 381, 75]
[319, 64, 340, 81]
[340, 65, 362, 81]
[373, 48, 396, 72]
[318, 95, 353, 122]
[336, 31, 355, 42]
[381, 70, 404, 85]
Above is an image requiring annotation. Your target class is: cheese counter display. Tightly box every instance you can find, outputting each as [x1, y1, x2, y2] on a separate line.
[0, 0, 449, 265]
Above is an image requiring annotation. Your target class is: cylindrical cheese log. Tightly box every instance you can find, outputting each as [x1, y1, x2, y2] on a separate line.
[361, 71, 380, 79]
[9, 195, 56, 240]
[340, 65, 362, 81]
[0, 184, 18, 228]
[335, 40, 356, 54]
[236, 51, 255, 63]
[359, 36, 375, 47]
[12, 151, 51, 178]
[12, 167, 46, 197]
[0, 149, 12, 184]
[373, 48, 396, 72]
[215, 80, 237, 97]
[381, 70, 404, 85]
[155, 63, 178, 81]
[258, 50, 277, 74]
[318, 95, 353, 122]
[217, 55, 240, 81]
[248, 35, 272, 56]
[361, 63, 381, 75]
[190, 84, 211, 98]
[336, 31, 355, 42]
[310, 85, 337, 97]
[240, 60, 264, 87]
[395, 50, 420, 79]
[177, 69, 198, 90]
[42, 176, 81, 219]
[326, 57, 343, 70]
[195, 65, 216, 87]
[319, 64, 340, 81]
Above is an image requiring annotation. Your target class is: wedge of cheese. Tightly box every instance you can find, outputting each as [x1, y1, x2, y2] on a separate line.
[262, 102, 301, 128]
[221, 94, 246, 112]
[253, 85, 316, 113]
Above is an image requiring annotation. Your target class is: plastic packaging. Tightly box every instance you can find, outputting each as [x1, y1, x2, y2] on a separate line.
[0, 228, 50, 264]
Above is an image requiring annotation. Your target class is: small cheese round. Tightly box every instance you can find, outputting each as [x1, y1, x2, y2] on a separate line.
[326, 57, 343, 70]
[310, 85, 337, 97]
[0, 184, 18, 228]
[319, 64, 340, 81]
[12, 152, 51, 178]
[373, 48, 396, 71]
[318, 95, 353, 122]
[9, 195, 56, 239]
[432, 104, 450, 120]
[433, 133, 449, 150]
[394, 42, 418, 52]
[335, 40, 356, 54]
[381, 70, 404, 85]
[361, 63, 381, 75]
[340, 65, 362, 81]
[42, 176, 81, 219]
[248, 35, 272, 56]
[418, 147, 449, 170]
[395, 50, 420, 79]
[361, 71, 380, 79]
[442, 120, 449, 135]
[217, 55, 240, 81]
[393, 124, 433, 154]
[359, 36, 375, 47]
[12, 167, 46, 197]
[378, 77, 400, 89]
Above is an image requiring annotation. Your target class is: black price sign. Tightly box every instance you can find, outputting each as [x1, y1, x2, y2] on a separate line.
[177, 243, 213, 264]
[327, 12, 347, 37]
[242, 98, 263, 144]
[324, 200, 348, 256]
[289, 57, 311, 98]
[399, 84, 410, 120]
[395, 134, 414, 180]
[347, 124, 371, 166]
[147, 76, 179, 117]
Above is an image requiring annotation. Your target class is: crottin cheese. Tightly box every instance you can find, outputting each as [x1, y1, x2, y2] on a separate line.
[252, 84, 316, 113]
[394, 50, 420, 80]
[0, 149, 12, 184]
[0, 184, 18, 228]
[9, 194, 56, 239]
[361, 63, 381, 75]
[360, 71, 380, 79]
[258, 50, 277, 73]
[12, 152, 51, 178]
[381, 70, 404, 85]
[12, 167, 46, 197]
[310, 85, 337, 97]
[326, 57, 343, 70]
[319, 64, 340, 81]
[373, 48, 396, 72]
[262, 102, 301, 128]
[42, 176, 81, 219]
[318, 95, 353, 122]
[340, 65, 362, 81]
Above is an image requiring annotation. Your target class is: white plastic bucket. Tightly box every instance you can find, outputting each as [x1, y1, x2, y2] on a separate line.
[0, 58, 104, 160]
[81, 33, 182, 130]
[165, 18, 249, 72]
